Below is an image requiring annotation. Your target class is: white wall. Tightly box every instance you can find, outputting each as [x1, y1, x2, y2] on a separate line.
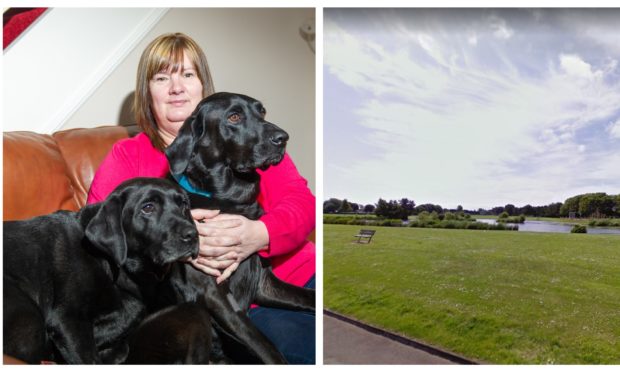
[3, 8, 167, 134]
[3, 8, 316, 191]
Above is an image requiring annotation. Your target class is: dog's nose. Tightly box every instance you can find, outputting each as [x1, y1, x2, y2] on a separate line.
[270, 131, 289, 146]
[180, 227, 198, 243]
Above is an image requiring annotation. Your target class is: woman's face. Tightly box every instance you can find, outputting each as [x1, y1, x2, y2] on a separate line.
[149, 52, 203, 146]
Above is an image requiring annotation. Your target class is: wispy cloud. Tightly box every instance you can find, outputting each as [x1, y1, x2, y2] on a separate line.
[324, 9, 620, 209]
[609, 119, 620, 139]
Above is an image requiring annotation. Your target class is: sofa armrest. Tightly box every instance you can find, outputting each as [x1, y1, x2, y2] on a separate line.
[3, 125, 139, 221]
[3, 131, 79, 221]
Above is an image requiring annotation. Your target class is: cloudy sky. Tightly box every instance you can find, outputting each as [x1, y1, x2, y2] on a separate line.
[324, 8, 620, 210]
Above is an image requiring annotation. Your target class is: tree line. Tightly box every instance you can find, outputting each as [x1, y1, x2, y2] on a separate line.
[324, 192, 620, 220]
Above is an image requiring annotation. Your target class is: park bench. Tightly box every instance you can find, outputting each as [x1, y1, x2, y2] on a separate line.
[354, 229, 376, 244]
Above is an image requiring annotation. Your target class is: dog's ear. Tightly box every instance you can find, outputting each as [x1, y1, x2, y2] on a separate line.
[165, 111, 209, 175]
[85, 194, 128, 266]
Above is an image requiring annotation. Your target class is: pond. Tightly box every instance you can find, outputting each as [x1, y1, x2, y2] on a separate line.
[476, 219, 620, 235]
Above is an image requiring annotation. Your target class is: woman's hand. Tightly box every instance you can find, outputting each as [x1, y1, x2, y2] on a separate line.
[188, 209, 269, 284]
[186, 209, 232, 278]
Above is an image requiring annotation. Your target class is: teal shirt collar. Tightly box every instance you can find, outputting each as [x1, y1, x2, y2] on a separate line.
[173, 174, 212, 198]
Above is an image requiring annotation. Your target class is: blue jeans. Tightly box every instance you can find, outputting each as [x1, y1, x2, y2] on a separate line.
[248, 275, 315, 364]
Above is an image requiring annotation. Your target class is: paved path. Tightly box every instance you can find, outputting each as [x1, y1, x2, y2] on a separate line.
[324, 312, 473, 365]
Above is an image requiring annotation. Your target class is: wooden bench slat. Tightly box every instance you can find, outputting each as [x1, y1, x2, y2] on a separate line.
[354, 229, 376, 243]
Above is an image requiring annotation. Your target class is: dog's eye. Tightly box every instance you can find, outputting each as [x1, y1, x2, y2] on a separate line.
[228, 113, 242, 124]
[141, 203, 156, 215]
[259, 107, 267, 118]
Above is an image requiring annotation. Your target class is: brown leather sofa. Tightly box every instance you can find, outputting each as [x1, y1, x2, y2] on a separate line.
[3, 125, 139, 222]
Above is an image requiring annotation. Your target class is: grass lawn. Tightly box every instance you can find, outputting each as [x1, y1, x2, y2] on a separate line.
[324, 224, 620, 364]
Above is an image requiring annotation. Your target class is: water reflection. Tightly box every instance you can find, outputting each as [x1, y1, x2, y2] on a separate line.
[476, 219, 620, 235]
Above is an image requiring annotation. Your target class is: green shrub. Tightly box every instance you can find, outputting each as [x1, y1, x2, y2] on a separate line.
[379, 219, 402, 227]
[418, 211, 430, 220]
[443, 221, 457, 229]
[467, 222, 482, 230]
[588, 220, 610, 227]
[497, 215, 525, 224]
[489, 223, 518, 231]
[571, 225, 587, 234]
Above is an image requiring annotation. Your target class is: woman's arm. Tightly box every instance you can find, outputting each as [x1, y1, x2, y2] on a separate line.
[257, 152, 316, 257]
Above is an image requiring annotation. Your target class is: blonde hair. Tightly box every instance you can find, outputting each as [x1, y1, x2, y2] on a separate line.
[134, 33, 215, 151]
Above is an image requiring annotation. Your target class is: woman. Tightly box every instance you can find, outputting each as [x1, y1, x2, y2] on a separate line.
[87, 32, 316, 364]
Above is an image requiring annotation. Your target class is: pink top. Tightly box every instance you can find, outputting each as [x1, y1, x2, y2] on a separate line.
[87, 133, 315, 286]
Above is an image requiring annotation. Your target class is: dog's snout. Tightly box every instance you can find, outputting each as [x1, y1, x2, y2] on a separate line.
[270, 131, 289, 147]
[180, 227, 198, 243]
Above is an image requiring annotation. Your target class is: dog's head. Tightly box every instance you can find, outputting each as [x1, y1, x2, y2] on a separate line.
[85, 178, 199, 271]
[165, 92, 289, 178]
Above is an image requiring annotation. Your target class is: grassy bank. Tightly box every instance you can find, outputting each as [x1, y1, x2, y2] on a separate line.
[324, 214, 517, 230]
[324, 224, 620, 364]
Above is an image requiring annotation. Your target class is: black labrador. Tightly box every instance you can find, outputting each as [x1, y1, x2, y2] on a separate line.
[128, 92, 315, 364]
[3, 178, 199, 364]
[167, 92, 291, 218]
